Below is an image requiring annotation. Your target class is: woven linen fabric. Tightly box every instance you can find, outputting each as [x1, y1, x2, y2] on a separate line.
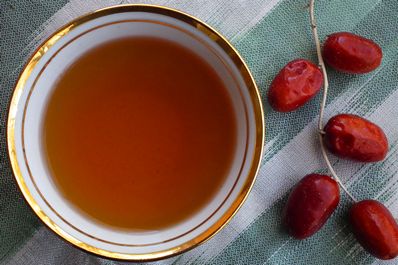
[1, 0, 398, 264]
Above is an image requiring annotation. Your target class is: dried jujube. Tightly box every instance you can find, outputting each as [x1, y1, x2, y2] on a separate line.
[267, 59, 323, 112]
[323, 114, 388, 162]
[349, 200, 398, 260]
[283, 174, 340, 239]
[322, 32, 382, 74]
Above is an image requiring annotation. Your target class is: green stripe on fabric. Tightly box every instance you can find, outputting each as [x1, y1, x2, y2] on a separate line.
[209, 0, 398, 264]
[0, 0, 68, 262]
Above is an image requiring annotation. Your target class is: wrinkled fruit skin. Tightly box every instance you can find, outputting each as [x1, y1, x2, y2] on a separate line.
[324, 114, 388, 162]
[322, 32, 382, 74]
[349, 200, 398, 260]
[267, 59, 323, 112]
[283, 174, 340, 239]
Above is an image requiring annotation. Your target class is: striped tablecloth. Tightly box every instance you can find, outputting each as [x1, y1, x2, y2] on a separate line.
[1, 0, 397, 264]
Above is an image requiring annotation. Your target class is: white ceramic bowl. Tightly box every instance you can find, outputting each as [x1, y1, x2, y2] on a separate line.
[7, 4, 264, 261]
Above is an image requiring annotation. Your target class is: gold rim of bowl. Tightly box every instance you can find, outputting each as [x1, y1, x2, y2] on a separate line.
[7, 4, 265, 261]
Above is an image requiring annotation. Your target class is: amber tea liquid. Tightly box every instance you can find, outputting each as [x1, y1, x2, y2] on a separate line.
[43, 37, 237, 230]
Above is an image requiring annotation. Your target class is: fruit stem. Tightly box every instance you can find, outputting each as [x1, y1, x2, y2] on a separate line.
[309, 0, 357, 203]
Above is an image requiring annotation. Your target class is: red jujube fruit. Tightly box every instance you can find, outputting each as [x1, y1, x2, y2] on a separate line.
[322, 32, 382, 74]
[283, 174, 340, 239]
[349, 200, 398, 260]
[267, 59, 323, 112]
[324, 114, 388, 162]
